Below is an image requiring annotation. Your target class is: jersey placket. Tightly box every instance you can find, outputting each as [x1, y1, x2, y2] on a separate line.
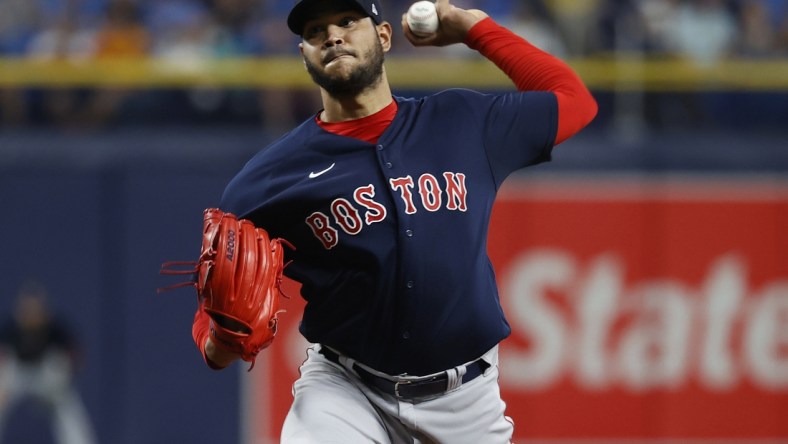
[375, 141, 418, 344]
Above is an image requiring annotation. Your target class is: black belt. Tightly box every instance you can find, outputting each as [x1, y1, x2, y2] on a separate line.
[319, 347, 488, 400]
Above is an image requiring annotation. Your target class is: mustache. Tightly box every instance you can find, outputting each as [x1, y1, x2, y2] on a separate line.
[323, 48, 356, 64]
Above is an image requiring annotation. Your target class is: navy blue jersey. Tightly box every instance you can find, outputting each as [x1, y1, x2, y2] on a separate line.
[221, 88, 557, 375]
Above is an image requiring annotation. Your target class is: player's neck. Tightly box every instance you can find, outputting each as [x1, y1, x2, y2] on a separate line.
[319, 74, 393, 123]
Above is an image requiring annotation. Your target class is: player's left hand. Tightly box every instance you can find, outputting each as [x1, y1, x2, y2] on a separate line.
[401, 0, 489, 47]
[160, 208, 293, 370]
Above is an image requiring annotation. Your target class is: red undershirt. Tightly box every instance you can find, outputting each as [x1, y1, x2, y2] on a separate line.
[317, 99, 399, 144]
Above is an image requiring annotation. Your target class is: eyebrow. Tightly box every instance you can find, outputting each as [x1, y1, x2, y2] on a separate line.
[304, 8, 365, 23]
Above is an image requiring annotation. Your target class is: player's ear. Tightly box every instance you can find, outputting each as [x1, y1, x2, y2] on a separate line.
[377, 21, 393, 52]
[299, 43, 308, 70]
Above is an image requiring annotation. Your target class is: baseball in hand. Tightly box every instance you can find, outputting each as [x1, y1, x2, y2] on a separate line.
[407, 1, 439, 37]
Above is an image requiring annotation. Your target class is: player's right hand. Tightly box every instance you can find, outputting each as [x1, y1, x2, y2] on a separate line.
[401, 0, 488, 47]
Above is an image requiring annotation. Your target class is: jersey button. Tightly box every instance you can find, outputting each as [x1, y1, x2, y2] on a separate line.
[377, 144, 384, 151]
[406, 281, 414, 289]
[385, 162, 393, 169]
[402, 331, 411, 339]
[405, 229, 413, 237]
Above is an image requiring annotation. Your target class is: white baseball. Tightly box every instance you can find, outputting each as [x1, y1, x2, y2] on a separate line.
[407, 1, 438, 37]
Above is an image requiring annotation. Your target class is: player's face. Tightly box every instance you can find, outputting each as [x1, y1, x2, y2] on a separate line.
[299, 10, 389, 97]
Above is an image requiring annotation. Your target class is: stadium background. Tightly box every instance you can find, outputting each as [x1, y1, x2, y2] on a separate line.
[0, 0, 786, 443]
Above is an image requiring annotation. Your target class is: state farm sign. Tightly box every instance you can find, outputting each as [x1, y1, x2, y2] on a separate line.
[501, 251, 788, 391]
[490, 177, 788, 440]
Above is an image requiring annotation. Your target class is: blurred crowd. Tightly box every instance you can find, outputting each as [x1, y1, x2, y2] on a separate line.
[0, 0, 785, 60]
[0, 0, 786, 129]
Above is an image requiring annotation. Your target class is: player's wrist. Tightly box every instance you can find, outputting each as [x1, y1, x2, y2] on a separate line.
[205, 337, 241, 368]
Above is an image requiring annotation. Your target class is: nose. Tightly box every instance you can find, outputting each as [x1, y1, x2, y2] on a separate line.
[324, 24, 345, 47]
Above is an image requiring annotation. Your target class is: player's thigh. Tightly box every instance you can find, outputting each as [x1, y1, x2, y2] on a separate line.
[281, 349, 391, 444]
[415, 364, 514, 444]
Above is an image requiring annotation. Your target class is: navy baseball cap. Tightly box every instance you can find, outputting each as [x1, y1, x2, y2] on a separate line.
[287, 0, 384, 35]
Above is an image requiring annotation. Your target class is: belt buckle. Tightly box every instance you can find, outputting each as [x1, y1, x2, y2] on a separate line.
[394, 379, 412, 398]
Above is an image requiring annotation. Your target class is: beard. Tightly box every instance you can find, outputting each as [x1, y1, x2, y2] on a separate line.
[304, 37, 385, 99]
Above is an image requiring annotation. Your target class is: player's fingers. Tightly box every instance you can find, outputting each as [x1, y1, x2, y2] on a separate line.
[401, 23, 433, 45]
[400, 13, 415, 39]
[434, 0, 451, 18]
[401, 11, 434, 45]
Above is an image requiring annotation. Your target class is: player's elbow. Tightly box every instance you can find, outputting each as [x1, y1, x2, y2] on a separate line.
[580, 90, 599, 129]
[569, 86, 598, 130]
[553, 89, 598, 145]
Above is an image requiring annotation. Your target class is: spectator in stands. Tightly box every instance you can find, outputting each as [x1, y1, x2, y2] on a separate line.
[202, 0, 271, 123]
[26, 16, 95, 61]
[21, 0, 153, 128]
[24, 9, 98, 128]
[253, 0, 322, 131]
[94, 0, 150, 58]
[208, 0, 264, 56]
[544, 0, 604, 54]
[736, 0, 775, 56]
[79, 0, 152, 127]
[662, 0, 738, 66]
[636, 0, 681, 54]
[590, 0, 648, 53]
[257, 0, 303, 55]
[780, 16, 788, 54]
[763, 0, 788, 50]
[503, 0, 568, 57]
[761, 0, 788, 43]
[0, 280, 96, 444]
[147, 0, 213, 67]
[0, 0, 93, 126]
[0, 0, 41, 55]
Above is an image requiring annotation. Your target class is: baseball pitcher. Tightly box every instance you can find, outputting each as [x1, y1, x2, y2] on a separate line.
[171, 0, 597, 442]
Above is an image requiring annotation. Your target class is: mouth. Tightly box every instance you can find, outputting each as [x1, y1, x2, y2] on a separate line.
[324, 51, 354, 66]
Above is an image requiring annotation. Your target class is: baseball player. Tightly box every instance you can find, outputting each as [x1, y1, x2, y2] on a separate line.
[191, 0, 597, 442]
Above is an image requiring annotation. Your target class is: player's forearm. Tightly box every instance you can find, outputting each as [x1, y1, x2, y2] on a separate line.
[465, 18, 597, 144]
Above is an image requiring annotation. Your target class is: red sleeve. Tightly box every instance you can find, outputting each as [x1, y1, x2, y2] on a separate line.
[465, 18, 597, 145]
[192, 302, 226, 370]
